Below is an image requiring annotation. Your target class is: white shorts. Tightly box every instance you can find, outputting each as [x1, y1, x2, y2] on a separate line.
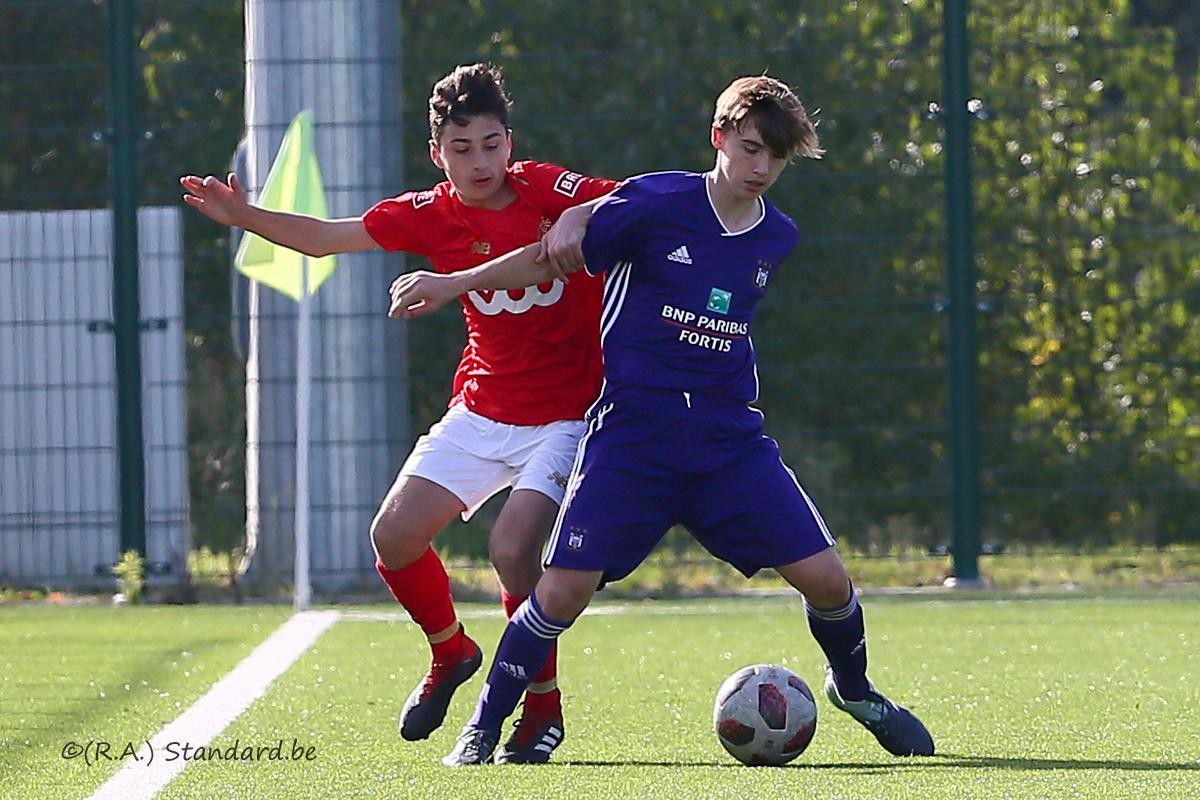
[397, 404, 586, 521]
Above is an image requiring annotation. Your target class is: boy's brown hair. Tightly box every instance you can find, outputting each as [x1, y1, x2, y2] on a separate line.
[428, 63, 512, 141]
[713, 76, 822, 160]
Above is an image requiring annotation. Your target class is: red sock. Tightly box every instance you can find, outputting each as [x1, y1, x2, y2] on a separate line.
[502, 589, 561, 717]
[377, 549, 464, 663]
[524, 687, 562, 716]
[500, 588, 525, 619]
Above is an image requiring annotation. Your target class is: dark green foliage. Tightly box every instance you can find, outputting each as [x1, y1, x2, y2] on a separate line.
[1, 0, 1195, 561]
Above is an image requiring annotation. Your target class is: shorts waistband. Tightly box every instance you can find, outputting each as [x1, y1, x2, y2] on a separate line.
[597, 382, 753, 411]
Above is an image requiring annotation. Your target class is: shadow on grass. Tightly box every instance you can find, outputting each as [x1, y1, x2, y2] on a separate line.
[926, 753, 1200, 772]
[561, 752, 1200, 772]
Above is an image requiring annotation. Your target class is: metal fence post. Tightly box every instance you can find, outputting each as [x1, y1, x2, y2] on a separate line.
[106, 0, 147, 558]
[942, 0, 982, 584]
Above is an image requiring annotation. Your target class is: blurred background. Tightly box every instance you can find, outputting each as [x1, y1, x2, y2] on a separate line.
[1, 0, 1197, 599]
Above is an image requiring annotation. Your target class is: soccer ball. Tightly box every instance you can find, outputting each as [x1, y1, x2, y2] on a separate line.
[713, 663, 817, 766]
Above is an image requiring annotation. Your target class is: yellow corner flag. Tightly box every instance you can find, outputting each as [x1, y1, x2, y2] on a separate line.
[235, 111, 337, 301]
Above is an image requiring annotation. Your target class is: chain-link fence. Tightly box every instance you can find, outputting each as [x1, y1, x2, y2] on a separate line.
[2, 0, 1197, 592]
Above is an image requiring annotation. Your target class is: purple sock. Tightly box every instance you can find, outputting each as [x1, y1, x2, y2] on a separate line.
[469, 593, 571, 732]
[806, 587, 870, 700]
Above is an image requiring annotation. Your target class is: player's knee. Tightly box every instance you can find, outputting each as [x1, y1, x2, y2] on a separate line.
[488, 534, 540, 589]
[534, 571, 596, 622]
[804, 569, 853, 609]
[370, 509, 433, 570]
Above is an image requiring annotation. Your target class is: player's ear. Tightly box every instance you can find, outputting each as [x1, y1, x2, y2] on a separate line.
[711, 125, 725, 151]
[428, 139, 445, 170]
[504, 128, 513, 158]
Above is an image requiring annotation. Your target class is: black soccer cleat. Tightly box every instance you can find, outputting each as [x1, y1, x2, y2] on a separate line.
[823, 666, 935, 756]
[399, 635, 483, 741]
[442, 725, 500, 767]
[493, 715, 565, 764]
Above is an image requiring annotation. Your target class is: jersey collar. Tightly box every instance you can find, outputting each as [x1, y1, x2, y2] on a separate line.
[705, 178, 766, 237]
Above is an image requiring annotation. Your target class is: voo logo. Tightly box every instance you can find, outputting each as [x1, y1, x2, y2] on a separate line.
[467, 281, 564, 315]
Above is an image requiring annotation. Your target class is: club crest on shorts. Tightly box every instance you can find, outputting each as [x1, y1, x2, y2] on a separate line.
[566, 526, 586, 550]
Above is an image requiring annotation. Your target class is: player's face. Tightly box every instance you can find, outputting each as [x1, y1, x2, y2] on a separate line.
[711, 124, 788, 200]
[430, 115, 513, 207]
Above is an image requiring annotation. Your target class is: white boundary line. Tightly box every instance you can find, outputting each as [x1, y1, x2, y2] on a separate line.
[87, 610, 341, 800]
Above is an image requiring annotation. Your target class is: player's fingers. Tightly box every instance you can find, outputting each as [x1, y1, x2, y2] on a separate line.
[545, 259, 570, 283]
[387, 291, 411, 318]
[552, 248, 583, 276]
[534, 238, 550, 263]
[394, 280, 421, 302]
[389, 280, 421, 309]
[555, 249, 576, 273]
[401, 300, 432, 319]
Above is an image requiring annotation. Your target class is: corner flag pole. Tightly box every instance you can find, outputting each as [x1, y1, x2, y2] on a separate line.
[294, 255, 312, 610]
[233, 111, 335, 610]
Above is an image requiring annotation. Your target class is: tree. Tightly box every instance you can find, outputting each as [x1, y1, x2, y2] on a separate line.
[3, 0, 1195, 560]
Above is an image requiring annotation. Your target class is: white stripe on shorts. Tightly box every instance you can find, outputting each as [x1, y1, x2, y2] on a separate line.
[543, 402, 613, 566]
[781, 460, 836, 546]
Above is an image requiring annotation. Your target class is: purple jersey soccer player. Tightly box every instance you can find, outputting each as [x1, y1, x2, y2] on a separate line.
[389, 75, 936, 766]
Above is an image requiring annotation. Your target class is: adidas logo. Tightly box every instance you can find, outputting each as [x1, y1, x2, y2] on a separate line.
[498, 661, 527, 680]
[534, 725, 563, 753]
[666, 245, 693, 264]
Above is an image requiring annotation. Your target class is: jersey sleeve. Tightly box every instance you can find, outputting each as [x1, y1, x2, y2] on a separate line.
[513, 161, 619, 217]
[361, 189, 441, 256]
[580, 178, 649, 276]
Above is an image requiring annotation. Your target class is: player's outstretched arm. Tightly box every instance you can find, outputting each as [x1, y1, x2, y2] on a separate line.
[536, 194, 607, 275]
[179, 172, 376, 258]
[388, 243, 561, 319]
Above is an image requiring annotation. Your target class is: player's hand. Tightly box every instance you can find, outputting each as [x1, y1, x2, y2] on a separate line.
[179, 172, 249, 227]
[388, 270, 460, 319]
[535, 204, 590, 279]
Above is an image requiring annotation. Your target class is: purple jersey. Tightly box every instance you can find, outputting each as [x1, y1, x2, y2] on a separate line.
[545, 171, 834, 585]
[582, 171, 799, 403]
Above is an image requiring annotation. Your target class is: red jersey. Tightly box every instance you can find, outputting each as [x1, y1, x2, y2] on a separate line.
[363, 161, 618, 425]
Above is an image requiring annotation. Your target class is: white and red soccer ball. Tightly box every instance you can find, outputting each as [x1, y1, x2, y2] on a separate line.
[713, 664, 817, 766]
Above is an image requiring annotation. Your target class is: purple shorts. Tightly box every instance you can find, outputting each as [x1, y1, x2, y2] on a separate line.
[543, 386, 836, 585]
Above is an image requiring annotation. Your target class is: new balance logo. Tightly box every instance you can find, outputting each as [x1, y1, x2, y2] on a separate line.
[666, 245, 692, 264]
[498, 661, 527, 680]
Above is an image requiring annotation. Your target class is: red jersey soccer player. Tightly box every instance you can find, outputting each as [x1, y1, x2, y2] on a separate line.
[181, 63, 616, 763]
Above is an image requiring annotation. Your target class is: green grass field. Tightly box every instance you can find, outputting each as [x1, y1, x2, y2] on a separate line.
[0, 606, 291, 800]
[3, 592, 1198, 800]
